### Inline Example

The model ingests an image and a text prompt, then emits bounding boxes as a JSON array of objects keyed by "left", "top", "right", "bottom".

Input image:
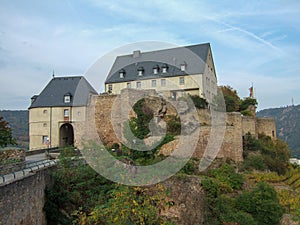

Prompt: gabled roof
[
  {"left": 105, "top": 43, "right": 211, "bottom": 84},
  {"left": 29, "top": 76, "right": 97, "bottom": 109}
]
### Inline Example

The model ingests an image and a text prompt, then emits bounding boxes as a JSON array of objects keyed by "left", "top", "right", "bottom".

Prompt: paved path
[
  {"left": 26, "top": 153, "right": 47, "bottom": 164},
  {"left": 0, "top": 154, "right": 57, "bottom": 184}
]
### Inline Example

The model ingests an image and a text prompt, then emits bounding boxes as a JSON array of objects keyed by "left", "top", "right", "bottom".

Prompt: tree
[
  {"left": 220, "top": 86, "right": 241, "bottom": 112},
  {"left": 236, "top": 182, "right": 284, "bottom": 225},
  {"left": 240, "top": 97, "right": 258, "bottom": 117},
  {"left": 0, "top": 116, "right": 16, "bottom": 147}
]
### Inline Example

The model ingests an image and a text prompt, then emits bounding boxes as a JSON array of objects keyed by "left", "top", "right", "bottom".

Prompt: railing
[
  {"left": 0, "top": 159, "right": 58, "bottom": 184},
  {"left": 25, "top": 147, "right": 59, "bottom": 156}
]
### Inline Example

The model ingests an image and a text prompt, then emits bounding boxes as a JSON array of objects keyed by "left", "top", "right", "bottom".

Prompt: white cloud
[{"left": 0, "top": 0, "right": 299, "bottom": 109}]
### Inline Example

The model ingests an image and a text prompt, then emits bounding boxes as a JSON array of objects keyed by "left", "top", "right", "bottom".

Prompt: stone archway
[{"left": 59, "top": 123, "right": 74, "bottom": 147}]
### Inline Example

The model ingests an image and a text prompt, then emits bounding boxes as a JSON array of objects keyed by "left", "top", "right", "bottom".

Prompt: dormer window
[
  {"left": 119, "top": 69, "right": 126, "bottom": 78},
  {"left": 64, "top": 93, "right": 71, "bottom": 103},
  {"left": 137, "top": 66, "right": 144, "bottom": 76},
  {"left": 180, "top": 63, "right": 186, "bottom": 71},
  {"left": 153, "top": 65, "right": 159, "bottom": 74},
  {"left": 162, "top": 64, "right": 168, "bottom": 73}
]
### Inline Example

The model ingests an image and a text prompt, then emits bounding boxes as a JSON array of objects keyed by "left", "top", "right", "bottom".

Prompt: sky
[{"left": 0, "top": 0, "right": 299, "bottom": 110}]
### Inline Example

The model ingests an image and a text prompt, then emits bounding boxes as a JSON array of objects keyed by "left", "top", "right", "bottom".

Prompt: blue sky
[{"left": 0, "top": 0, "right": 299, "bottom": 110}]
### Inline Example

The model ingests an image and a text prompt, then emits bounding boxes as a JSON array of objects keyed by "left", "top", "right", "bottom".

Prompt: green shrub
[
  {"left": 242, "top": 154, "right": 267, "bottom": 171},
  {"left": 179, "top": 160, "right": 195, "bottom": 175},
  {"left": 243, "top": 133, "right": 290, "bottom": 175},
  {"left": 240, "top": 97, "right": 258, "bottom": 111},
  {"left": 166, "top": 115, "right": 181, "bottom": 135},
  {"left": 220, "top": 211, "right": 257, "bottom": 225},
  {"left": 189, "top": 94, "right": 208, "bottom": 109},
  {"left": 236, "top": 182, "right": 285, "bottom": 225},
  {"left": 209, "top": 163, "right": 244, "bottom": 191},
  {"left": 241, "top": 109, "right": 253, "bottom": 116}
]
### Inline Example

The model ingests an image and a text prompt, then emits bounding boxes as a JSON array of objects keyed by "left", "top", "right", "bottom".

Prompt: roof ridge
[{"left": 117, "top": 42, "right": 211, "bottom": 58}]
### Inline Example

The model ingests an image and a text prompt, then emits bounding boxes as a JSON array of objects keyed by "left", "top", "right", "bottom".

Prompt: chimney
[{"left": 133, "top": 50, "right": 141, "bottom": 58}]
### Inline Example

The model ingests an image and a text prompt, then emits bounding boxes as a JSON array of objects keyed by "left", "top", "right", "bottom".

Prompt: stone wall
[
  {"left": 95, "top": 94, "right": 119, "bottom": 147},
  {"left": 161, "top": 176, "right": 206, "bottom": 224},
  {"left": 241, "top": 116, "right": 257, "bottom": 137},
  {"left": 191, "top": 112, "right": 243, "bottom": 162},
  {"left": 256, "top": 117, "right": 276, "bottom": 139},
  {"left": 90, "top": 91, "right": 275, "bottom": 162},
  {"left": 0, "top": 149, "right": 26, "bottom": 175},
  {"left": 0, "top": 166, "right": 54, "bottom": 225}
]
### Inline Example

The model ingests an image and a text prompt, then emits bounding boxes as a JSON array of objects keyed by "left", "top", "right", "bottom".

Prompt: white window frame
[
  {"left": 127, "top": 82, "right": 131, "bottom": 88},
  {"left": 138, "top": 70, "right": 143, "bottom": 76},
  {"left": 64, "top": 95, "right": 71, "bottom": 103},
  {"left": 180, "top": 64, "right": 186, "bottom": 71},
  {"left": 136, "top": 81, "right": 141, "bottom": 88},
  {"left": 64, "top": 109, "right": 69, "bottom": 117}
]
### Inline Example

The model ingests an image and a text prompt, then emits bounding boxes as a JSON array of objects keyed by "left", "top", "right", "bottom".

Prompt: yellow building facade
[
  {"left": 29, "top": 76, "right": 97, "bottom": 150},
  {"left": 105, "top": 43, "right": 218, "bottom": 103}
]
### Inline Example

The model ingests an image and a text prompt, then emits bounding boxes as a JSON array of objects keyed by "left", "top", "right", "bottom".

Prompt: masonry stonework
[
  {"left": 84, "top": 92, "right": 276, "bottom": 162},
  {"left": 256, "top": 117, "right": 277, "bottom": 139},
  {"left": 0, "top": 167, "right": 54, "bottom": 225}
]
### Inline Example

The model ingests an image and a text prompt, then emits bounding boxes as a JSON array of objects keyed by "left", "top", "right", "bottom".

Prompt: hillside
[
  {"left": 0, "top": 110, "right": 29, "bottom": 149},
  {"left": 257, "top": 105, "right": 300, "bottom": 158}
]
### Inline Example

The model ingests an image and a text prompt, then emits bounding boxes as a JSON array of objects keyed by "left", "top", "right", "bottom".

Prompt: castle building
[
  {"left": 105, "top": 43, "right": 217, "bottom": 103},
  {"left": 28, "top": 76, "right": 97, "bottom": 150}
]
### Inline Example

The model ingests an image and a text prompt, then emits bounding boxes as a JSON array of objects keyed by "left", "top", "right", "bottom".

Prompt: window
[
  {"left": 137, "top": 67, "right": 144, "bottom": 76},
  {"left": 153, "top": 65, "right": 159, "bottom": 74},
  {"left": 64, "top": 93, "right": 72, "bottom": 103},
  {"left": 43, "top": 109, "right": 47, "bottom": 114},
  {"left": 108, "top": 84, "right": 113, "bottom": 92},
  {"left": 162, "top": 64, "right": 168, "bottom": 73},
  {"left": 180, "top": 64, "right": 186, "bottom": 71},
  {"left": 152, "top": 80, "right": 156, "bottom": 87},
  {"left": 64, "top": 109, "right": 69, "bottom": 117},
  {"left": 127, "top": 82, "right": 131, "bottom": 88},
  {"left": 42, "top": 136, "right": 49, "bottom": 144},
  {"left": 179, "top": 77, "right": 185, "bottom": 85},
  {"left": 119, "top": 69, "right": 125, "bottom": 78},
  {"left": 64, "top": 95, "right": 71, "bottom": 103},
  {"left": 136, "top": 81, "right": 141, "bottom": 88},
  {"left": 161, "top": 79, "right": 166, "bottom": 87}
]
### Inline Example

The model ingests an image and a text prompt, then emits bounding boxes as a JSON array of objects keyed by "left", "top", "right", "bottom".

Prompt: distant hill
[
  {"left": 257, "top": 105, "right": 300, "bottom": 158},
  {"left": 0, "top": 110, "right": 29, "bottom": 149}
]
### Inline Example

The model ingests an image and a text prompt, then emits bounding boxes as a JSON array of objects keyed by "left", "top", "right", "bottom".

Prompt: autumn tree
[
  {"left": 220, "top": 85, "right": 241, "bottom": 112},
  {"left": 0, "top": 116, "right": 16, "bottom": 147}
]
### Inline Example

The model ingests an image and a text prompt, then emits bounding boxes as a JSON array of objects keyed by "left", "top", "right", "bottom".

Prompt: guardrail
[
  {"left": 0, "top": 159, "right": 58, "bottom": 184},
  {"left": 25, "top": 147, "right": 59, "bottom": 156}
]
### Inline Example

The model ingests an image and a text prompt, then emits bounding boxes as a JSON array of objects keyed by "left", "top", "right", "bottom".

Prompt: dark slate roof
[
  {"left": 105, "top": 43, "right": 211, "bottom": 84},
  {"left": 29, "top": 76, "right": 97, "bottom": 109}
]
